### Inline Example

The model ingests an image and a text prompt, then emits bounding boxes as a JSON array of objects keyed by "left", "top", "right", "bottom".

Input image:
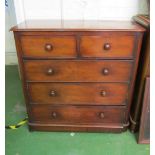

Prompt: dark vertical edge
[
  {"left": 76, "top": 33, "right": 81, "bottom": 58},
  {"left": 125, "top": 32, "right": 144, "bottom": 124},
  {"left": 138, "top": 77, "right": 150, "bottom": 144},
  {"left": 130, "top": 31, "right": 150, "bottom": 132},
  {"left": 13, "top": 32, "right": 32, "bottom": 130}
]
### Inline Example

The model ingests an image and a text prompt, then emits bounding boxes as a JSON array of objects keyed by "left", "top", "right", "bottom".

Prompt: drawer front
[
  {"left": 80, "top": 35, "right": 135, "bottom": 58},
  {"left": 28, "top": 83, "right": 128, "bottom": 105},
  {"left": 20, "top": 35, "right": 77, "bottom": 58},
  {"left": 24, "top": 60, "right": 133, "bottom": 82},
  {"left": 30, "top": 105, "right": 125, "bottom": 124}
]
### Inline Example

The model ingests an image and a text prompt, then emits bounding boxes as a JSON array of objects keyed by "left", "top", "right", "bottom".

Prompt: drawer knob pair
[
  {"left": 104, "top": 43, "right": 111, "bottom": 50},
  {"left": 46, "top": 68, "right": 109, "bottom": 76},
  {"left": 49, "top": 90, "right": 106, "bottom": 97},
  {"left": 45, "top": 43, "right": 53, "bottom": 51},
  {"left": 51, "top": 112, "right": 104, "bottom": 119}
]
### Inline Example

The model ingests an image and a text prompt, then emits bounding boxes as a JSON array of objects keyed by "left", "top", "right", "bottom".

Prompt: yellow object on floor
[{"left": 5, "top": 117, "right": 28, "bottom": 129}]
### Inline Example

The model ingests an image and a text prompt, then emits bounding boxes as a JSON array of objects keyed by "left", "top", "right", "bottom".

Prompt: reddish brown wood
[
  {"left": 125, "top": 32, "right": 144, "bottom": 123},
  {"left": 17, "top": 31, "right": 140, "bottom": 60},
  {"left": 80, "top": 35, "right": 135, "bottom": 58},
  {"left": 18, "top": 31, "right": 137, "bottom": 38},
  {"left": 10, "top": 20, "right": 145, "bottom": 32},
  {"left": 11, "top": 20, "right": 145, "bottom": 132},
  {"left": 13, "top": 33, "right": 33, "bottom": 122},
  {"left": 28, "top": 83, "right": 129, "bottom": 105},
  {"left": 24, "top": 60, "right": 133, "bottom": 82},
  {"left": 30, "top": 105, "right": 125, "bottom": 124},
  {"left": 20, "top": 35, "right": 77, "bottom": 58},
  {"left": 28, "top": 123, "right": 124, "bottom": 132}
]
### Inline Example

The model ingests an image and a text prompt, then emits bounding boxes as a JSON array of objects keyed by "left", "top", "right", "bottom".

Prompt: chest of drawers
[{"left": 11, "top": 20, "right": 145, "bottom": 132}]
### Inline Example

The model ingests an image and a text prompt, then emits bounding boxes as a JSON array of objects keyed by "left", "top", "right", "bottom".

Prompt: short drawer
[
  {"left": 30, "top": 105, "right": 125, "bottom": 124},
  {"left": 28, "top": 83, "right": 128, "bottom": 105},
  {"left": 24, "top": 60, "right": 133, "bottom": 82},
  {"left": 80, "top": 34, "right": 135, "bottom": 58},
  {"left": 20, "top": 35, "right": 77, "bottom": 58}
]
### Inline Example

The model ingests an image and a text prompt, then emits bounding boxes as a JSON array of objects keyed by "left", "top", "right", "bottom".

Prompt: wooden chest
[{"left": 11, "top": 20, "right": 145, "bottom": 132}]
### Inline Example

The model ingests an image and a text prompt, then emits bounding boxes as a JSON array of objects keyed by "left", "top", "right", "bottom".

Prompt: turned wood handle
[
  {"left": 103, "top": 43, "right": 111, "bottom": 50},
  {"left": 47, "top": 68, "right": 54, "bottom": 75},
  {"left": 99, "top": 112, "right": 105, "bottom": 119},
  {"left": 49, "top": 90, "right": 56, "bottom": 97},
  {"left": 103, "top": 68, "right": 109, "bottom": 75},
  {"left": 45, "top": 43, "right": 53, "bottom": 51},
  {"left": 51, "top": 112, "right": 57, "bottom": 118},
  {"left": 100, "top": 90, "right": 106, "bottom": 97}
]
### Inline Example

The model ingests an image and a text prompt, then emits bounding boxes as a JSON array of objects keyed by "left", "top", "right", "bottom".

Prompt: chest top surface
[{"left": 11, "top": 20, "right": 145, "bottom": 32}]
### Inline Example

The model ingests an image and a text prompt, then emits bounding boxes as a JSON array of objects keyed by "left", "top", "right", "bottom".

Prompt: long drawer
[
  {"left": 24, "top": 60, "right": 133, "bottom": 82},
  {"left": 28, "top": 83, "right": 129, "bottom": 105},
  {"left": 30, "top": 105, "right": 125, "bottom": 124}
]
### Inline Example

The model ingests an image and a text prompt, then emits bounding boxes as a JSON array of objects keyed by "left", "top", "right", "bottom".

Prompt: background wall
[
  {"left": 6, "top": 0, "right": 149, "bottom": 65},
  {"left": 5, "top": 0, "right": 17, "bottom": 65}
]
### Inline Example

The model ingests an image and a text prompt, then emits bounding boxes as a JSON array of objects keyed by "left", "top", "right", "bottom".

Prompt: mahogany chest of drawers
[{"left": 11, "top": 20, "right": 145, "bottom": 132}]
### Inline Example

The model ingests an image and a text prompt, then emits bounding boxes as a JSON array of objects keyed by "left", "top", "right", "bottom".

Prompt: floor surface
[{"left": 5, "top": 65, "right": 150, "bottom": 155}]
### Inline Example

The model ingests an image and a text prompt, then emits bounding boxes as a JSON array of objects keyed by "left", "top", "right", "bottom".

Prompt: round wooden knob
[
  {"left": 49, "top": 90, "right": 56, "bottom": 97},
  {"left": 101, "top": 90, "right": 106, "bottom": 97},
  {"left": 45, "top": 44, "right": 53, "bottom": 51},
  {"left": 51, "top": 112, "right": 57, "bottom": 118},
  {"left": 99, "top": 112, "right": 105, "bottom": 119},
  {"left": 47, "top": 68, "right": 54, "bottom": 75},
  {"left": 103, "top": 43, "right": 111, "bottom": 50},
  {"left": 103, "top": 68, "right": 109, "bottom": 75}
]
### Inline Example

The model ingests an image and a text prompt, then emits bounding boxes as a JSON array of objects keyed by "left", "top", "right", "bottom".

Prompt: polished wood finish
[
  {"left": 28, "top": 83, "right": 129, "bottom": 105},
  {"left": 10, "top": 20, "right": 145, "bottom": 32},
  {"left": 80, "top": 35, "right": 135, "bottom": 58},
  {"left": 20, "top": 35, "right": 76, "bottom": 58},
  {"left": 11, "top": 20, "right": 145, "bottom": 132},
  {"left": 28, "top": 123, "right": 124, "bottom": 132},
  {"left": 30, "top": 105, "right": 125, "bottom": 124},
  {"left": 24, "top": 60, "right": 133, "bottom": 82}
]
